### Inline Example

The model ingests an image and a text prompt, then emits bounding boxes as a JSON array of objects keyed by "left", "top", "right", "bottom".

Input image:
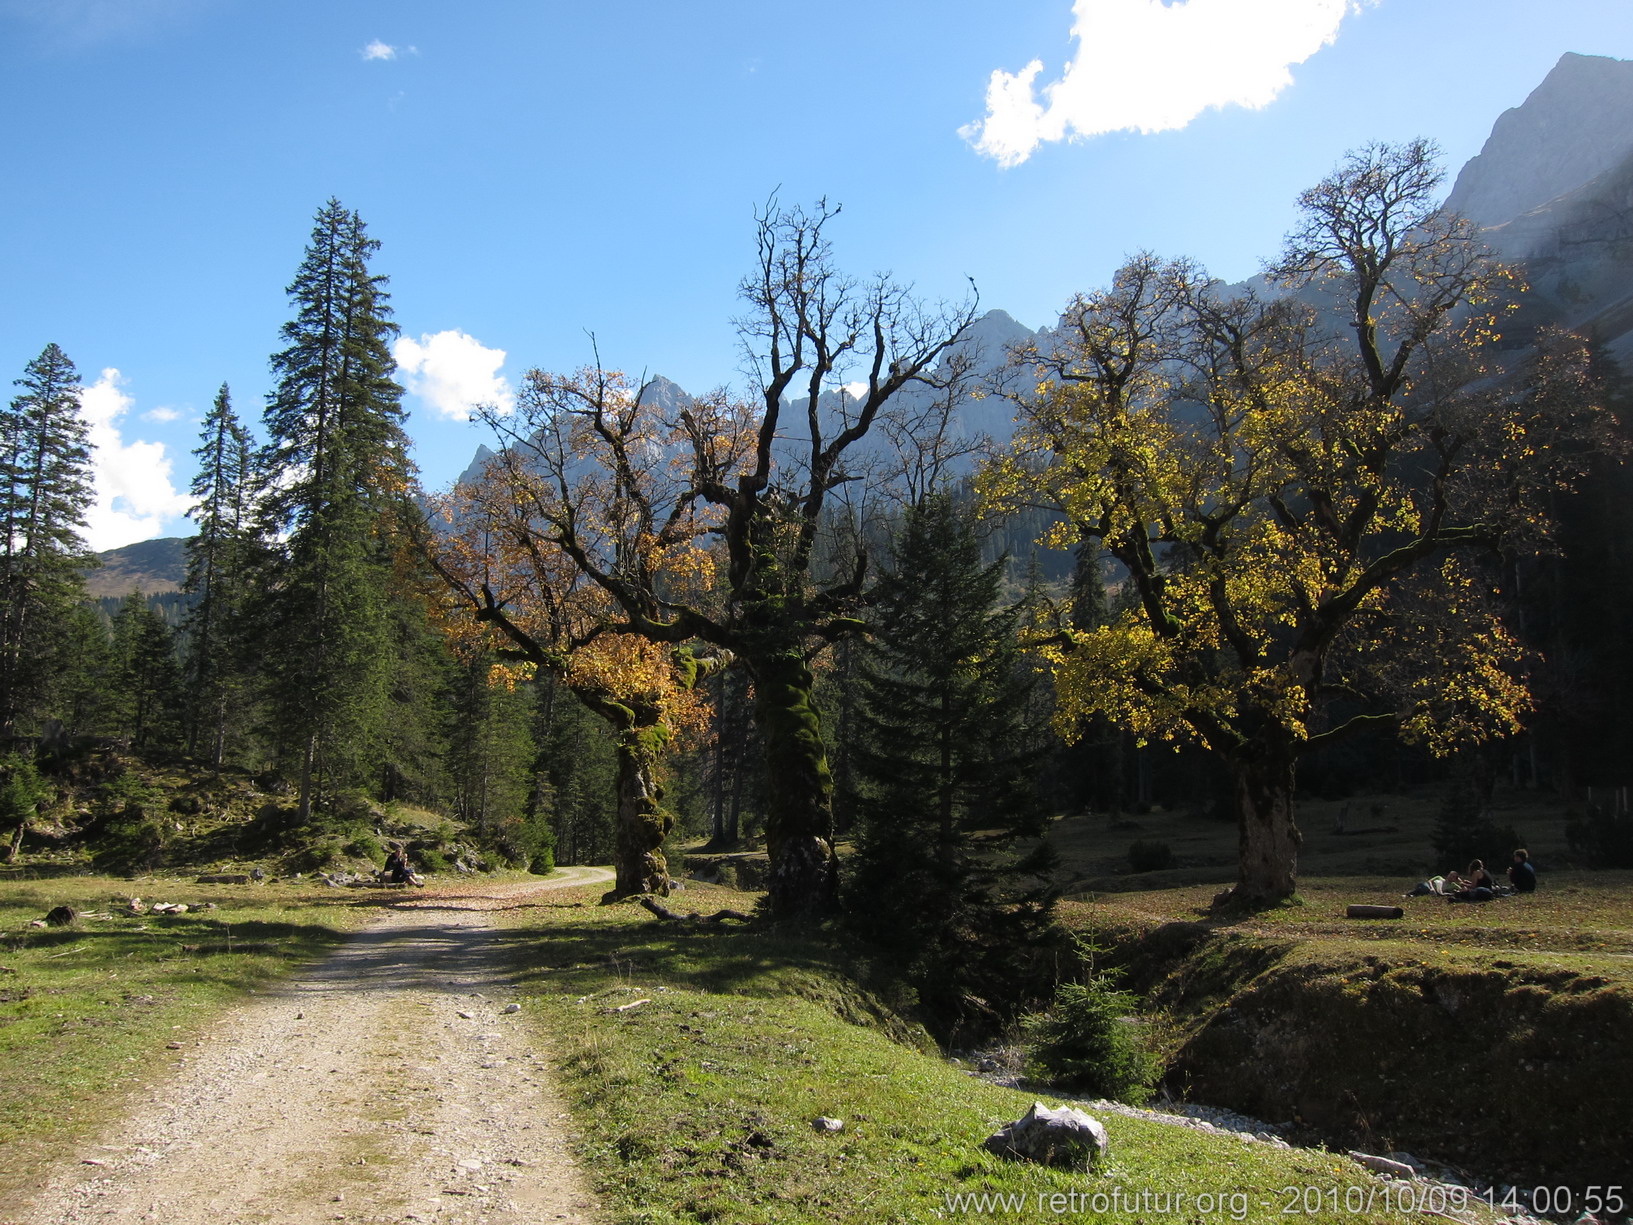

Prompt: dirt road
[{"left": 18, "top": 870, "right": 612, "bottom": 1225}]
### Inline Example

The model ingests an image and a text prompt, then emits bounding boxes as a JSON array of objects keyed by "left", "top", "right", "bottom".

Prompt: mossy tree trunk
[
  {"left": 575, "top": 688, "right": 673, "bottom": 900},
  {"left": 748, "top": 648, "right": 838, "bottom": 921}
]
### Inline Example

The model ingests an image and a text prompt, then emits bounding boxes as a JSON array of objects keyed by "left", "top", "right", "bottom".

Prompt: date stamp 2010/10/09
[{"left": 940, "top": 1183, "right": 1627, "bottom": 1219}]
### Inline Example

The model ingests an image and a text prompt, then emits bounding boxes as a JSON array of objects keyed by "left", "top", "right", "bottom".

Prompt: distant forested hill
[{"left": 83, "top": 536, "right": 189, "bottom": 598}]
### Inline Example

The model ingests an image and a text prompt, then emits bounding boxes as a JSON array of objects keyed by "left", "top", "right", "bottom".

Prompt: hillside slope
[{"left": 83, "top": 536, "right": 189, "bottom": 598}]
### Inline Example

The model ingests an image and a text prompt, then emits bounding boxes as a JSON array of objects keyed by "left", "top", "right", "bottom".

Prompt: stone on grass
[
  {"left": 1349, "top": 1151, "right": 1416, "bottom": 1178},
  {"left": 984, "top": 1102, "right": 1109, "bottom": 1171},
  {"left": 812, "top": 1116, "right": 844, "bottom": 1133}
]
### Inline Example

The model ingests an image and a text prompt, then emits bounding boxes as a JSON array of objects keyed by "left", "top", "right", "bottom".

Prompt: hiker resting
[
  {"left": 1507, "top": 848, "right": 1537, "bottom": 893},
  {"left": 1448, "top": 858, "right": 1497, "bottom": 903},
  {"left": 382, "top": 843, "right": 418, "bottom": 886}
]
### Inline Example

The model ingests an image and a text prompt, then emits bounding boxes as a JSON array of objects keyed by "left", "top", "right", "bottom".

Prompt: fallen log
[
  {"left": 638, "top": 895, "right": 753, "bottom": 925},
  {"left": 1345, "top": 904, "right": 1405, "bottom": 920}
]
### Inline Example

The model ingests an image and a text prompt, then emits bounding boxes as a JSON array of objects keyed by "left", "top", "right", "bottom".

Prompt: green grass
[
  {"left": 0, "top": 872, "right": 373, "bottom": 1202},
  {"left": 1057, "top": 874, "right": 1633, "bottom": 1190},
  {"left": 1067, "top": 871, "right": 1633, "bottom": 973},
  {"left": 490, "top": 882, "right": 1498, "bottom": 1225},
  {"left": 1045, "top": 783, "right": 1587, "bottom": 895},
  {"left": 8, "top": 859, "right": 1624, "bottom": 1220}
]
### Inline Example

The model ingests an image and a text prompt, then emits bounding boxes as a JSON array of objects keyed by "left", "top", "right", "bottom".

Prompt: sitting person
[
  {"left": 1507, "top": 848, "right": 1537, "bottom": 893},
  {"left": 1447, "top": 858, "right": 1498, "bottom": 902},
  {"left": 381, "top": 842, "right": 417, "bottom": 885}
]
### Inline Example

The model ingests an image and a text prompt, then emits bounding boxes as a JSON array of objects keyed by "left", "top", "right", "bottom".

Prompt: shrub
[
  {"left": 1127, "top": 839, "right": 1175, "bottom": 873},
  {"left": 1431, "top": 807, "right": 1522, "bottom": 875},
  {"left": 1431, "top": 760, "right": 1522, "bottom": 872},
  {"left": 1, "top": 754, "right": 48, "bottom": 862},
  {"left": 1023, "top": 973, "right": 1159, "bottom": 1103},
  {"left": 345, "top": 832, "right": 386, "bottom": 862}
]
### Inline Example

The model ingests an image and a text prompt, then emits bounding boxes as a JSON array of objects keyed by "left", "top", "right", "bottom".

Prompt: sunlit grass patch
[{"left": 492, "top": 883, "right": 1488, "bottom": 1225}]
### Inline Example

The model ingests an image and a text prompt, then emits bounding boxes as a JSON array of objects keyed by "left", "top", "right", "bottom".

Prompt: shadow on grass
[
  {"left": 493, "top": 913, "right": 850, "bottom": 1000},
  {"left": 4, "top": 879, "right": 854, "bottom": 1024},
  {"left": 0, "top": 864, "right": 123, "bottom": 881},
  {"left": 1, "top": 913, "right": 353, "bottom": 964}
]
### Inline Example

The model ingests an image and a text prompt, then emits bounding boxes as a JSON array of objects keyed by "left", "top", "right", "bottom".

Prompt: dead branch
[{"left": 638, "top": 895, "right": 754, "bottom": 925}]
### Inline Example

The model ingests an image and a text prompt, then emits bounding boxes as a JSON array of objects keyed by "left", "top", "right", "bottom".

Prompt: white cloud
[
  {"left": 360, "top": 39, "right": 417, "bottom": 62},
  {"left": 141, "top": 405, "right": 182, "bottom": 423},
  {"left": 961, "top": 0, "right": 1368, "bottom": 167},
  {"left": 394, "top": 330, "right": 515, "bottom": 421},
  {"left": 79, "top": 368, "right": 193, "bottom": 552}
]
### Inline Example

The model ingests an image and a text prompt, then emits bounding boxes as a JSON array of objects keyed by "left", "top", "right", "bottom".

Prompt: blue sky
[{"left": 3, "top": 0, "right": 1632, "bottom": 550}]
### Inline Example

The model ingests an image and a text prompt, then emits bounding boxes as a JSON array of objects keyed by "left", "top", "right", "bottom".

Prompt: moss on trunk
[
  {"left": 573, "top": 689, "right": 673, "bottom": 901},
  {"left": 612, "top": 724, "right": 672, "bottom": 899},
  {"left": 750, "top": 650, "right": 837, "bottom": 920}
]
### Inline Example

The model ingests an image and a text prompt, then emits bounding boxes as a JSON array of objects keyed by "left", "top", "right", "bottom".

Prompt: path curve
[{"left": 20, "top": 870, "right": 614, "bottom": 1225}]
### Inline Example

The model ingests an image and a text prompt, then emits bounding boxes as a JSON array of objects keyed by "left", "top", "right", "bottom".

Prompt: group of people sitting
[{"left": 1407, "top": 849, "right": 1536, "bottom": 901}]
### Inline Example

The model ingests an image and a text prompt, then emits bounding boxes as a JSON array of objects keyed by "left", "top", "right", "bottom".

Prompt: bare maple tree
[{"left": 460, "top": 201, "right": 979, "bottom": 918}]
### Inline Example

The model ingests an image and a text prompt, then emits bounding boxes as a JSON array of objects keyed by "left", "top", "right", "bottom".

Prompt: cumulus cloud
[
  {"left": 961, "top": 0, "right": 1368, "bottom": 167},
  {"left": 79, "top": 369, "right": 193, "bottom": 552},
  {"left": 141, "top": 405, "right": 182, "bottom": 423},
  {"left": 394, "top": 329, "right": 515, "bottom": 421}
]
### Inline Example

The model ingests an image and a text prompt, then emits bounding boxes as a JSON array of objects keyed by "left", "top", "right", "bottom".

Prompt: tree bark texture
[
  {"left": 750, "top": 650, "right": 838, "bottom": 920},
  {"left": 1226, "top": 748, "right": 1301, "bottom": 904}
]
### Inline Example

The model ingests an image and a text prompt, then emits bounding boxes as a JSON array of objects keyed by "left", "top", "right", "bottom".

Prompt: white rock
[{"left": 984, "top": 1102, "right": 1109, "bottom": 1171}]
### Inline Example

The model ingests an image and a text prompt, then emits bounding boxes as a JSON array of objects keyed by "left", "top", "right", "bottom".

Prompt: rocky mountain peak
[{"left": 1443, "top": 52, "right": 1633, "bottom": 228}]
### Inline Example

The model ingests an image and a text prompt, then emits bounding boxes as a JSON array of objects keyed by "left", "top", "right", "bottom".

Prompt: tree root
[{"left": 637, "top": 895, "right": 753, "bottom": 925}]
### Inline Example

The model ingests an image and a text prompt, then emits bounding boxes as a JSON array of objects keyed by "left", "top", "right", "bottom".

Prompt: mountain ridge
[
  {"left": 83, "top": 536, "right": 189, "bottom": 599},
  {"left": 1444, "top": 52, "right": 1633, "bottom": 229}
]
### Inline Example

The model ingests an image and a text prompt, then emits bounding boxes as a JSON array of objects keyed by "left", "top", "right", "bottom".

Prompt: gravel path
[{"left": 19, "top": 870, "right": 612, "bottom": 1225}]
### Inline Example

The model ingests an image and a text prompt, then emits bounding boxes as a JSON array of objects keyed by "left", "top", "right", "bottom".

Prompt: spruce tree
[
  {"left": 57, "top": 604, "right": 118, "bottom": 737},
  {"left": 446, "top": 653, "right": 545, "bottom": 866},
  {"left": 843, "top": 493, "right": 1056, "bottom": 1041},
  {"left": 0, "top": 344, "right": 94, "bottom": 734},
  {"left": 532, "top": 675, "right": 618, "bottom": 867},
  {"left": 258, "top": 201, "right": 413, "bottom": 820},
  {"left": 183, "top": 383, "right": 261, "bottom": 766},
  {"left": 111, "top": 593, "right": 184, "bottom": 750}
]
